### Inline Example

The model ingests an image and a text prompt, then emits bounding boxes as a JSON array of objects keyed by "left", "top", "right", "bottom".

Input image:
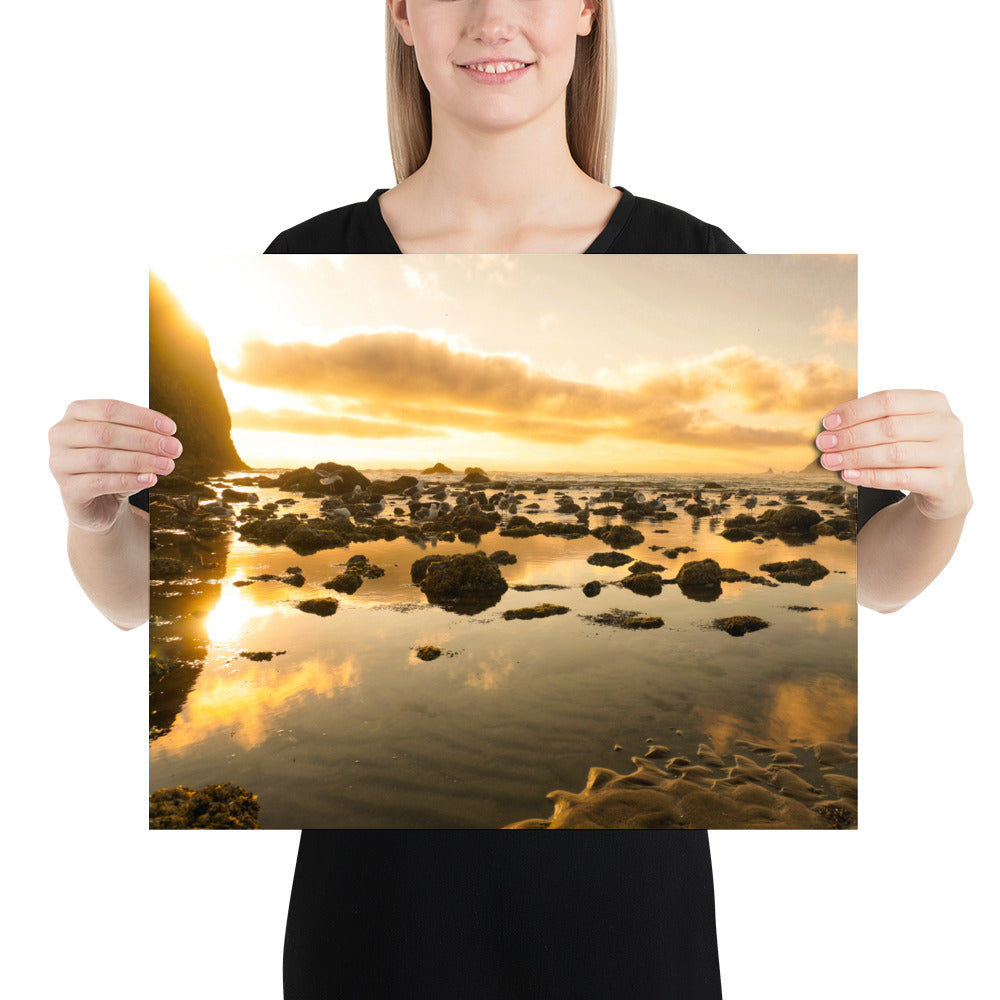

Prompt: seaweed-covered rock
[
  {"left": 721, "top": 527, "right": 756, "bottom": 542},
  {"left": 327, "top": 572, "right": 363, "bottom": 594},
  {"left": 759, "top": 559, "right": 830, "bottom": 584},
  {"left": 758, "top": 505, "right": 822, "bottom": 533},
  {"left": 591, "top": 524, "right": 645, "bottom": 549},
  {"left": 685, "top": 503, "right": 712, "bottom": 517},
  {"left": 582, "top": 580, "right": 602, "bottom": 597},
  {"left": 410, "top": 554, "right": 449, "bottom": 584},
  {"left": 675, "top": 558, "right": 725, "bottom": 588},
  {"left": 346, "top": 554, "right": 386, "bottom": 579},
  {"left": 284, "top": 522, "right": 350, "bottom": 556},
  {"left": 583, "top": 609, "right": 664, "bottom": 630},
  {"left": 422, "top": 462, "right": 453, "bottom": 474},
  {"left": 488, "top": 550, "right": 518, "bottom": 565},
  {"left": 415, "top": 645, "right": 442, "bottom": 661},
  {"left": 713, "top": 616, "right": 770, "bottom": 636},
  {"left": 502, "top": 604, "right": 571, "bottom": 620},
  {"left": 587, "top": 551, "right": 633, "bottom": 568},
  {"left": 627, "top": 560, "right": 666, "bottom": 575},
  {"left": 621, "top": 573, "right": 664, "bottom": 596},
  {"left": 296, "top": 598, "right": 339, "bottom": 617},
  {"left": 149, "top": 782, "right": 259, "bottom": 829},
  {"left": 419, "top": 551, "right": 509, "bottom": 612}
]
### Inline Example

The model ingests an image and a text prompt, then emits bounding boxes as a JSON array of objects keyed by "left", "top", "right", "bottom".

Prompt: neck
[{"left": 410, "top": 100, "right": 592, "bottom": 223}]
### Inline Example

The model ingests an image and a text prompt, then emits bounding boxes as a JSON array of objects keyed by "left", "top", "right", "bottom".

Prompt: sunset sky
[{"left": 149, "top": 255, "right": 856, "bottom": 474}]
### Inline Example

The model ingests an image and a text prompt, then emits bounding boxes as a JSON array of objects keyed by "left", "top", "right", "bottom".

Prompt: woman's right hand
[{"left": 48, "top": 399, "right": 182, "bottom": 532}]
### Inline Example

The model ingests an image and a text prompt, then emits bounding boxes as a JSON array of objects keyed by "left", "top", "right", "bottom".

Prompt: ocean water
[{"left": 149, "top": 471, "right": 856, "bottom": 828}]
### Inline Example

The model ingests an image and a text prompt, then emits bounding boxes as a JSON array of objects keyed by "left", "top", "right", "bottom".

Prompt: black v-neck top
[
  {"left": 264, "top": 186, "right": 743, "bottom": 254},
  {"left": 142, "top": 192, "right": 901, "bottom": 998}
]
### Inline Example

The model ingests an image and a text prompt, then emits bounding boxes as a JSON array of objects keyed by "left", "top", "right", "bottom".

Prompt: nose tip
[{"left": 469, "top": 2, "right": 516, "bottom": 45}]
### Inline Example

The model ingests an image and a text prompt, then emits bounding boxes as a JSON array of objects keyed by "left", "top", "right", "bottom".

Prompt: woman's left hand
[{"left": 815, "top": 389, "right": 972, "bottom": 521}]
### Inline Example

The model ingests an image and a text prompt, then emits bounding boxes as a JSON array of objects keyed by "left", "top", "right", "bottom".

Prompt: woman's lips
[{"left": 458, "top": 60, "right": 532, "bottom": 84}]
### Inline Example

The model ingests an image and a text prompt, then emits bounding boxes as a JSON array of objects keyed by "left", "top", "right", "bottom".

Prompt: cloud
[
  {"left": 631, "top": 347, "right": 856, "bottom": 414},
  {"left": 230, "top": 408, "right": 430, "bottom": 439},
  {"left": 811, "top": 306, "right": 858, "bottom": 344},
  {"left": 402, "top": 265, "right": 453, "bottom": 302},
  {"left": 223, "top": 332, "right": 853, "bottom": 453}
]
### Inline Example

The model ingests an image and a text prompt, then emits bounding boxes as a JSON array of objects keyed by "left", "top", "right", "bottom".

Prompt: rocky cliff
[{"left": 149, "top": 273, "right": 248, "bottom": 479}]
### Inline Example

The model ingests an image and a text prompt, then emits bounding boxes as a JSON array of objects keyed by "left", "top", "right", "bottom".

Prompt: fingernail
[
  {"left": 842, "top": 469, "right": 860, "bottom": 482},
  {"left": 138, "top": 473, "right": 154, "bottom": 485},
  {"left": 823, "top": 413, "right": 842, "bottom": 430},
  {"left": 154, "top": 456, "right": 173, "bottom": 473},
  {"left": 159, "top": 437, "right": 180, "bottom": 455},
  {"left": 817, "top": 433, "right": 837, "bottom": 449},
  {"left": 822, "top": 453, "right": 843, "bottom": 469},
  {"left": 155, "top": 418, "right": 176, "bottom": 435}
]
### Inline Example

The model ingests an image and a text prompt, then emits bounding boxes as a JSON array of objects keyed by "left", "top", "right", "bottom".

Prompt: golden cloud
[{"left": 223, "top": 332, "right": 853, "bottom": 451}]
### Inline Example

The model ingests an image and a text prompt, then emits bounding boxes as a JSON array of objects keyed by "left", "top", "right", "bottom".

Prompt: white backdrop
[{"left": 4, "top": 3, "right": 997, "bottom": 998}]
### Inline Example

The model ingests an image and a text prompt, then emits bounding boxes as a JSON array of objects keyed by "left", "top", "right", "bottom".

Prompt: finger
[
  {"left": 58, "top": 420, "right": 182, "bottom": 459},
  {"left": 52, "top": 447, "right": 177, "bottom": 477},
  {"left": 64, "top": 399, "right": 177, "bottom": 435},
  {"left": 815, "top": 412, "right": 943, "bottom": 454},
  {"left": 838, "top": 466, "right": 935, "bottom": 493},
  {"left": 819, "top": 440, "right": 951, "bottom": 473},
  {"left": 63, "top": 471, "right": 160, "bottom": 504},
  {"left": 823, "top": 390, "right": 948, "bottom": 431}
]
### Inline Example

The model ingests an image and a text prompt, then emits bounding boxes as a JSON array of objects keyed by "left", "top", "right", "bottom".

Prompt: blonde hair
[{"left": 386, "top": 2, "right": 617, "bottom": 184}]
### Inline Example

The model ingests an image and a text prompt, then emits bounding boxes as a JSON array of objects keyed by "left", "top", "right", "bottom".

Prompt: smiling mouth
[{"left": 459, "top": 61, "right": 531, "bottom": 75}]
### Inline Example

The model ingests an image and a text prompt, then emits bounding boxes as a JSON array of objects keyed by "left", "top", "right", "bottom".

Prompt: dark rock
[
  {"left": 757, "top": 505, "right": 822, "bottom": 533},
  {"left": 419, "top": 551, "right": 509, "bottom": 612},
  {"left": 587, "top": 551, "right": 633, "bottom": 567},
  {"left": 296, "top": 598, "right": 339, "bottom": 617},
  {"left": 583, "top": 609, "right": 664, "bottom": 630},
  {"left": 759, "top": 558, "right": 830, "bottom": 584},
  {"left": 685, "top": 503, "right": 712, "bottom": 517},
  {"left": 415, "top": 645, "right": 442, "bottom": 661},
  {"left": 239, "top": 650, "right": 286, "bottom": 661},
  {"left": 488, "top": 550, "right": 518, "bottom": 565},
  {"left": 149, "top": 782, "right": 259, "bottom": 830},
  {"left": 591, "top": 524, "right": 645, "bottom": 549},
  {"left": 327, "top": 572, "right": 363, "bottom": 594},
  {"left": 221, "top": 488, "right": 258, "bottom": 503},
  {"left": 461, "top": 467, "right": 490, "bottom": 484},
  {"left": 422, "top": 463, "right": 453, "bottom": 474},
  {"left": 312, "top": 462, "right": 370, "bottom": 493},
  {"left": 713, "top": 616, "right": 770, "bottom": 636},
  {"left": 627, "top": 560, "right": 666, "bottom": 575},
  {"left": 675, "top": 558, "right": 726, "bottom": 588},
  {"left": 502, "top": 604, "right": 571, "bottom": 620},
  {"left": 621, "top": 573, "right": 663, "bottom": 596},
  {"left": 583, "top": 581, "right": 602, "bottom": 597},
  {"left": 149, "top": 274, "right": 249, "bottom": 479},
  {"left": 368, "top": 475, "right": 419, "bottom": 497},
  {"left": 410, "top": 554, "right": 449, "bottom": 584}
]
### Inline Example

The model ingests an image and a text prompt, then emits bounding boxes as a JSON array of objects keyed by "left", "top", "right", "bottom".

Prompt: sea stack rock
[{"left": 149, "top": 273, "right": 248, "bottom": 479}]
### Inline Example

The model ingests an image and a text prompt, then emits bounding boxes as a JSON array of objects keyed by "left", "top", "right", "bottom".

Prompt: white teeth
[{"left": 466, "top": 61, "right": 526, "bottom": 74}]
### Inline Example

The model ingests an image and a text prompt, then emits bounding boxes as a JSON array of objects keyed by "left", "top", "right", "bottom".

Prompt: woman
[{"left": 48, "top": 2, "right": 971, "bottom": 997}]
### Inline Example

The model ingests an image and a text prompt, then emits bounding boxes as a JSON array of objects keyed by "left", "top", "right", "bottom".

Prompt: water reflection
[{"left": 150, "top": 471, "right": 858, "bottom": 828}]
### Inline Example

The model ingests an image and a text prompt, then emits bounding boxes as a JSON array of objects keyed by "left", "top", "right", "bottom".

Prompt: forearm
[
  {"left": 67, "top": 506, "right": 150, "bottom": 629},
  {"left": 857, "top": 492, "right": 971, "bottom": 613}
]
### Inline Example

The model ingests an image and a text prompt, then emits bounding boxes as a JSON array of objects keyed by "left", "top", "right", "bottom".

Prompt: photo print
[{"left": 149, "top": 254, "right": 858, "bottom": 830}]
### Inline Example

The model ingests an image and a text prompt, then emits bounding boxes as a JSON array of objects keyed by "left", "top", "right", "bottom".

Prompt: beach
[{"left": 149, "top": 467, "right": 857, "bottom": 829}]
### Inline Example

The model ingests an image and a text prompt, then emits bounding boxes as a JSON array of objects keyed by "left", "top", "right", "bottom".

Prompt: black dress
[{"left": 145, "top": 191, "right": 904, "bottom": 998}]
